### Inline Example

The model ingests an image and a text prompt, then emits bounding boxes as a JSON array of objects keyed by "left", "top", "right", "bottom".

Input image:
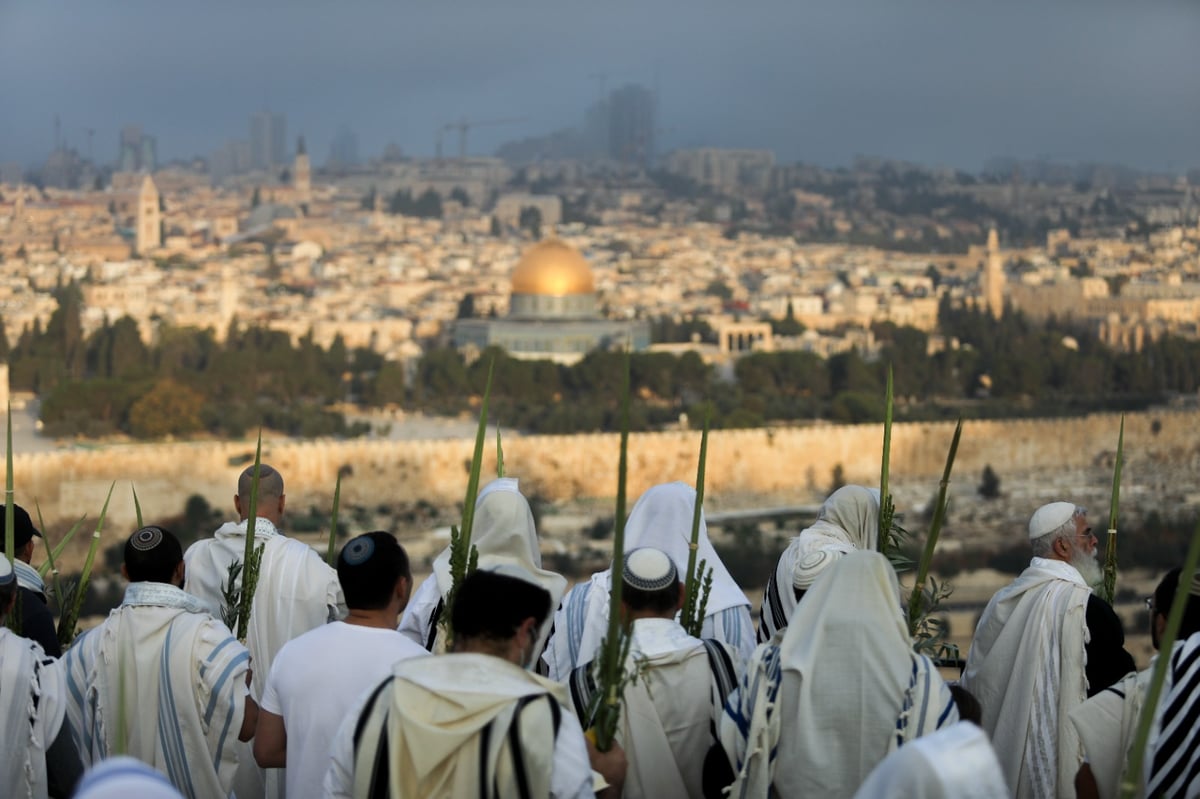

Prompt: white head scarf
[
  {"left": 432, "top": 478, "right": 563, "bottom": 598},
  {"left": 735, "top": 550, "right": 957, "bottom": 798},
  {"left": 853, "top": 722, "right": 1009, "bottom": 799},
  {"left": 431, "top": 478, "right": 566, "bottom": 659},
  {"left": 74, "top": 757, "right": 184, "bottom": 799},
  {"left": 570, "top": 482, "right": 751, "bottom": 668},
  {"left": 792, "top": 484, "right": 879, "bottom": 589}
]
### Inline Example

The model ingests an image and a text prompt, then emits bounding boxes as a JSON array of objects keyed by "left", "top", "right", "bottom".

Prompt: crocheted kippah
[
  {"left": 130, "top": 526, "right": 165, "bottom": 552},
  {"left": 623, "top": 547, "right": 678, "bottom": 591},
  {"left": 342, "top": 535, "right": 376, "bottom": 566}
]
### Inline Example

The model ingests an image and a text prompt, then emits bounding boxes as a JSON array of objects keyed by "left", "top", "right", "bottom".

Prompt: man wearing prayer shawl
[
  {"left": 323, "top": 566, "right": 627, "bottom": 799},
  {"left": 1140, "top": 568, "right": 1200, "bottom": 798},
  {"left": 254, "top": 532, "right": 428, "bottom": 799},
  {"left": 62, "top": 526, "right": 256, "bottom": 799},
  {"left": 184, "top": 464, "right": 345, "bottom": 798},
  {"left": 398, "top": 478, "right": 566, "bottom": 662},
  {"left": 543, "top": 481, "right": 755, "bottom": 681},
  {"left": 962, "top": 502, "right": 1135, "bottom": 799},
  {"left": 1, "top": 502, "right": 61, "bottom": 656},
  {"left": 1, "top": 557, "right": 82, "bottom": 799},
  {"left": 757, "top": 484, "right": 878, "bottom": 642},
  {"left": 852, "top": 721, "right": 1009, "bottom": 799},
  {"left": 1071, "top": 568, "right": 1199, "bottom": 799},
  {"left": 707, "top": 550, "right": 958, "bottom": 799},
  {"left": 567, "top": 547, "right": 741, "bottom": 799}
]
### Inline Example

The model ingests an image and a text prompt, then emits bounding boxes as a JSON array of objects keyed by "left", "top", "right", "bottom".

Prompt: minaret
[
  {"left": 293, "top": 135, "right": 311, "bottom": 203},
  {"left": 136, "top": 174, "right": 161, "bottom": 255},
  {"left": 983, "top": 227, "right": 1004, "bottom": 319}
]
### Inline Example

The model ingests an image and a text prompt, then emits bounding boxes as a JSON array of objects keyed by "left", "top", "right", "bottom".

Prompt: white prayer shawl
[
  {"left": 0, "top": 628, "right": 65, "bottom": 799},
  {"left": 1146, "top": 632, "right": 1200, "bottom": 798},
  {"left": 962, "top": 557, "right": 1091, "bottom": 799},
  {"left": 351, "top": 653, "right": 566, "bottom": 798},
  {"left": 717, "top": 551, "right": 958, "bottom": 799},
  {"left": 621, "top": 619, "right": 732, "bottom": 799},
  {"left": 543, "top": 481, "right": 755, "bottom": 678},
  {"left": 183, "top": 517, "right": 345, "bottom": 700},
  {"left": 61, "top": 582, "right": 249, "bottom": 799},
  {"left": 398, "top": 478, "right": 567, "bottom": 658},
  {"left": 758, "top": 485, "right": 878, "bottom": 642},
  {"left": 1069, "top": 667, "right": 1148, "bottom": 799},
  {"left": 853, "top": 721, "right": 1009, "bottom": 799}
]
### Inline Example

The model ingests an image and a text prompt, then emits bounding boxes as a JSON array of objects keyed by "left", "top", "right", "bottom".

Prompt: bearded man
[{"left": 962, "top": 502, "right": 1134, "bottom": 799}]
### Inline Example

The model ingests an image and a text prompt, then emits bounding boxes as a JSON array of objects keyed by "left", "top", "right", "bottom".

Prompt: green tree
[{"left": 128, "top": 378, "right": 207, "bottom": 438}]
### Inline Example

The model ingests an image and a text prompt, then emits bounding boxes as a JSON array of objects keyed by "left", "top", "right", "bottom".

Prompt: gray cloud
[{"left": 1, "top": 0, "right": 1196, "bottom": 171}]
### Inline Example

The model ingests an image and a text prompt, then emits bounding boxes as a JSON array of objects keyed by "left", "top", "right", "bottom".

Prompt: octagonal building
[{"left": 454, "top": 239, "right": 649, "bottom": 364}]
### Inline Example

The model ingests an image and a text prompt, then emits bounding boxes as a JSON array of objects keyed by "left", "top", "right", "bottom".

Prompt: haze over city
[{"left": 2, "top": 0, "right": 1198, "bottom": 172}]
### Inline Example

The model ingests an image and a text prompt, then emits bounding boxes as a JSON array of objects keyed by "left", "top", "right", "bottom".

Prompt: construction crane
[{"left": 435, "top": 117, "right": 527, "bottom": 161}]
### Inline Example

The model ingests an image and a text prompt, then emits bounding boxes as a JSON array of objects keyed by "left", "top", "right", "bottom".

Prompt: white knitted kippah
[{"left": 623, "top": 548, "right": 677, "bottom": 591}]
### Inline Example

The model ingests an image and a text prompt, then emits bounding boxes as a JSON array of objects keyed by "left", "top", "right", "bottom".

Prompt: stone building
[{"left": 454, "top": 238, "right": 649, "bottom": 364}]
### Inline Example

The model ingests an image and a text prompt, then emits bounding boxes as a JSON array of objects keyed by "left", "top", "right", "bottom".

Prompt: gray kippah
[
  {"left": 341, "top": 535, "right": 376, "bottom": 566},
  {"left": 0, "top": 556, "right": 12, "bottom": 586},
  {"left": 623, "top": 548, "right": 678, "bottom": 591},
  {"left": 130, "top": 526, "right": 165, "bottom": 552}
]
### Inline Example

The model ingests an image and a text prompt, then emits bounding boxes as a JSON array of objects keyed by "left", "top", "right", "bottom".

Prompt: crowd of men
[{"left": 1, "top": 465, "right": 1199, "bottom": 798}]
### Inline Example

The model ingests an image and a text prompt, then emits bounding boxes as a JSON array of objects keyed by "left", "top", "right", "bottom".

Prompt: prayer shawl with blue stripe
[
  {"left": 62, "top": 582, "right": 249, "bottom": 799},
  {"left": 1, "top": 627, "right": 66, "bottom": 799},
  {"left": 716, "top": 551, "right": 958, "bottom": 799}
]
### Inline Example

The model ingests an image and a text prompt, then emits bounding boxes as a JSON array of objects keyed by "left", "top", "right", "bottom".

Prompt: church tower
[
  {"left": 293, "top": 135, "right": 311, "bottom": 203},
  {"left": 136, "top": 174, "right": 161, "bottom": 255},
  {"left": 983, "top": 227, "right": 1004, "bottom": 319}
]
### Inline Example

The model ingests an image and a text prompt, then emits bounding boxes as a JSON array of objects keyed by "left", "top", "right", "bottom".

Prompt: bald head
[{"left": 235, "top": 463, "right": 286, "bottom": 524}]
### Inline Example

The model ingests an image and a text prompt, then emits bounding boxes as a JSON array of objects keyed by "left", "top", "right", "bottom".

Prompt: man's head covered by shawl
[{"left": 791, "top": 484, "right": 880, "bottom": 595}]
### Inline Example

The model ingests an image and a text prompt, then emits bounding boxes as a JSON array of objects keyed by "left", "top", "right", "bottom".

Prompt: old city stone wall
[{"left": 8, "top": 409, "right": 1199, "bottom": 528}]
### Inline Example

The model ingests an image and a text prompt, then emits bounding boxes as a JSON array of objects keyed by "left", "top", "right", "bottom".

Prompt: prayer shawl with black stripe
[
  {"left": 1069, "top": 668, "right": 1149, "bottom": 799},
  {"left": 61, "top": 582, "right": 249, "bottom": 799},
  {"left": 351, "top": 653, "right": 564, "bottom": 799},
  {"left": 1146, "top": 631, "right": 1200, "bottom": 798},
  {"left": 716, "top": 551, "right": 958, "bottom": 799},
  {"left": 0, "top": 628, "right": 66, "bottom": 799},
  {"left": 567, "top": 619, "right": 740, "bottom": 799}
]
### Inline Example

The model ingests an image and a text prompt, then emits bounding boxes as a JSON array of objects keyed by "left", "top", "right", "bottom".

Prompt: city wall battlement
[{"left": 7, "top": 409, "right": 1199, "bottom": 529}]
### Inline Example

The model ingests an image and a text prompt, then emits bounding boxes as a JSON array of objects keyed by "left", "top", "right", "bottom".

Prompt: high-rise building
[
  {"left": 606, "top": 84, "right": 656, "bottom": 166},
  {"left": 293, "top": 136, "right": 311, "bottom": 202},
  {"left": 136, "top": 175, "right": 161, "bottom": 255},
  {"left": 327, "top": 125, "right": 360, "bottom": 168},
  {"left": 118, "top": 125, "right": 157, "bottom": 172},
  {"left": 250, "top": 111, "right": 287, "bottom": 170}
]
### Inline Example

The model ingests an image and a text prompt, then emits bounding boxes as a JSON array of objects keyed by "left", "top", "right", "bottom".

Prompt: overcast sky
[{"left": 1, "top": 0, "right": 1197, "bottom": 172}]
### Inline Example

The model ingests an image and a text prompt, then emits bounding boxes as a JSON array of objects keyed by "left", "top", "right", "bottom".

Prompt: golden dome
[{"left": 510, "top": 239, "right": 595, "bottom": 296}]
